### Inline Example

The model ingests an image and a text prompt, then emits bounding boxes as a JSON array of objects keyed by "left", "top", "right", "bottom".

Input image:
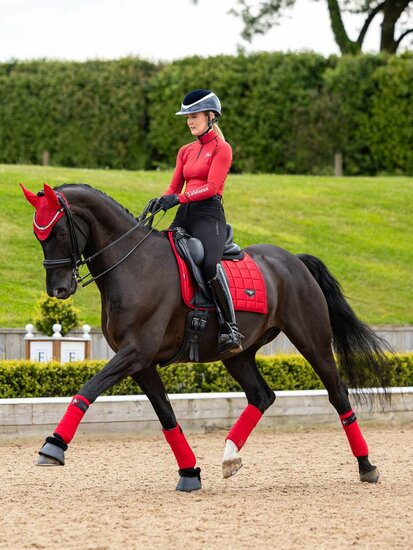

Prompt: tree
[{"left": 192, "top": 0, "right": 413, "bottom": 54}]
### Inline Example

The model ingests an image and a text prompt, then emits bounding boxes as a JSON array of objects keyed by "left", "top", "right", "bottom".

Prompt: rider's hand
[
  {"left": 146, "top": 198, "right": 159, "bottom": 214},
  {"left": 155, "top": 194, "right": 180, "bottom": 212}
]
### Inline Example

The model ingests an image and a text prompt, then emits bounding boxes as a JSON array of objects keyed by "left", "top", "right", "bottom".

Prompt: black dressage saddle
[{"left": 172, "top": 224, "right": 244, "bottom": 305}]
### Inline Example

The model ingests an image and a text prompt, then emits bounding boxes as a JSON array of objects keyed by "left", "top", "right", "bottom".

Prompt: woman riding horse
[{"left": 149, "top": 89, "right": 242, "bottom": 353}]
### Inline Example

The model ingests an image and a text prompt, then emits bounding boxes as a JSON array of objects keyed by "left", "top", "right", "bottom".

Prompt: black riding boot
[{"left": 208, "top": 264, "right": 243, "bottom": 353}]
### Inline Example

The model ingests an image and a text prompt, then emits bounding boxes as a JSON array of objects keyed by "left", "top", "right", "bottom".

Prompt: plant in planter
[{"left": 33, "top": 293, "right": 80, "bottom": 337}]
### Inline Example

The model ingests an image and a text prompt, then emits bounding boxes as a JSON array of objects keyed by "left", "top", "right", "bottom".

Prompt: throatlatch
[{"left": 208, "top": 264, "right": 243, "bottom": 353}]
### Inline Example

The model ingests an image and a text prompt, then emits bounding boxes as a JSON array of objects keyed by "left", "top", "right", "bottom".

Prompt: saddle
[
  {"left": 160, "top": 226, "right": 267, "bottom": 366},
  {"left": 173, "top": 224, "right": 244, "bottom": 307}
]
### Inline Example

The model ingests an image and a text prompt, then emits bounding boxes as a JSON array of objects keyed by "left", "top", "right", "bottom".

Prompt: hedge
[
  {"left": 0, "top": 58, "right": 155, "bottom": 169},
  {"left": 0, "top": 53, "right": 412, "bottom": 175},
  {"left": 0, "top": 354, "right": 412, "bottom": 399},
  {"left": 147, "top": 53, "right": 333, "bottom": 174},
  {"left": 369, "top": 56, "right": 413, "bottom": 175}
]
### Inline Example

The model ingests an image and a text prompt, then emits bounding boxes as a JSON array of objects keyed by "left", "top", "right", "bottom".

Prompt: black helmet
[{"left": 176, "top": 89, "right": 222, "bottom": 116}]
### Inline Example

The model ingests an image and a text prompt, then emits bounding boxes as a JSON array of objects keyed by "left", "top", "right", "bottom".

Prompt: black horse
[{"left": 22, "top": 183, "right": 389, "bottom": 491}]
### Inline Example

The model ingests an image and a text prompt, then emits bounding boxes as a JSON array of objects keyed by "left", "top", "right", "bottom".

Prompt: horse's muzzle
[{"left": 48, "top": 275, "right": 78, "bottom": 300}]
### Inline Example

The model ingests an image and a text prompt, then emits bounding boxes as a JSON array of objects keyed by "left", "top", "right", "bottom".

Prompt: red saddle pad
[{"left": 168, "top": 232, "right": 267, "bottom": 314}]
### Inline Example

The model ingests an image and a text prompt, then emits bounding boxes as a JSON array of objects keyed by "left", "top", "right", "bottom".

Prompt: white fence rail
[{"left": 1, "top": 387, "right": 412, "bottom": 440}]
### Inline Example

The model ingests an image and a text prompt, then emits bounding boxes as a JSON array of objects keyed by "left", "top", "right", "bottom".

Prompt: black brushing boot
[{"left": 208, "top": 264, "right": 243, "bottom": 353}]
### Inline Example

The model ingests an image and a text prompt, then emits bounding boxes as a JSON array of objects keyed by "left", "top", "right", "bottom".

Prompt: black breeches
[{"left": 170, "top": 196, "right": 226, "bottom": 281}]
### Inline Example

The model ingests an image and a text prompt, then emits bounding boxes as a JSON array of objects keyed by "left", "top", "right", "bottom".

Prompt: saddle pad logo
[{"left": 245, "top": 289, "right": 255, "bottom": 297}]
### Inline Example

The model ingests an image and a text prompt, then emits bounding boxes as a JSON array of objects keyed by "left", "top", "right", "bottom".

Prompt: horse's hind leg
[
  {"left": 222, "top": 347, "right": 275, "bottom": 478},
  {"left": 282, "top": 315, "right": 380, "bottom": 483},
  {"left": 132, "top": 366, "right": 201, "bottom": 492}
]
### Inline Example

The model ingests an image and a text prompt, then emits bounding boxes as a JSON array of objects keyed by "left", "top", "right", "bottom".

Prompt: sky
[{"left": 0, "top": 0, "right": 397, "bottom": 63}]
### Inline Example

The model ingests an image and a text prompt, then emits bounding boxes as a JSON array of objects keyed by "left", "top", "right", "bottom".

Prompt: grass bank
[{"left": 1, "top": 164, "right": 411, "bottom": 327}]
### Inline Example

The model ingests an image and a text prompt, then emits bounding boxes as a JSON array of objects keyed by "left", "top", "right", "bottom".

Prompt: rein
[{"left": 43, "top": 194, "right": 165, "bottom": 287}]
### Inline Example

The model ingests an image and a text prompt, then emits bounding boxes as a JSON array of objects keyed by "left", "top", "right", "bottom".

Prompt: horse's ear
[
  {"left": 20, "top": 183, "right": 42, "bottom": 208},
  {"left": 43, "top": 183, "right": 60, "bottom": 205}
]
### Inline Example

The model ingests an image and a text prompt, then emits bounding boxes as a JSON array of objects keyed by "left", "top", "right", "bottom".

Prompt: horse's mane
[
  {"left": 55, "top": 183, "right": 163, "bottom": 236},
  {"left": 56, "top": 183, "right": 136, "bottom": 221}
]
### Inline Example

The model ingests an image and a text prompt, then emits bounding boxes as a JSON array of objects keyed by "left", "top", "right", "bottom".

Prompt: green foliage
[
  {"left": 322, "top": 54, "right": 388, "bottom": 175},
  {"left": 0, "top": 53, "right": 412, "bottom": 175},
  {"left": 0, "top": 354, "right": 412, "bottom": 398},
  {"left": 368, "top": 56, "right": 413, "bottom": 175},
  {"left": 0, "top": 58, "right": 155, "bottom": 169},
  {"left": 33, "top": 292, "right": 80, "bottom": 336}
]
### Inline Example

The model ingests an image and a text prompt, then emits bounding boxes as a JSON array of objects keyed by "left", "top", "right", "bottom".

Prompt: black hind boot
[{"left": 208, "top": 264, "right": 243, "bottom": 353}]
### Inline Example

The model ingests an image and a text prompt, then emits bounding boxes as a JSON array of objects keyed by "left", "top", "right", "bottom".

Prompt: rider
[{"left": 150, "top": 89, "right": 242, "bottom": 353}]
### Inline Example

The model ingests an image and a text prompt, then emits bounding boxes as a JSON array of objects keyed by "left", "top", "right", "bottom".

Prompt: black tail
[{"left": 297, "top": 254, "right": 391, "bottom": 393}]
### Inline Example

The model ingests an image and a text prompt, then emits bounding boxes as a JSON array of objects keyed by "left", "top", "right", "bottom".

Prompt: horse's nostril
[{"left": 54, "top": 288, "right": 69, "bottom": 299}]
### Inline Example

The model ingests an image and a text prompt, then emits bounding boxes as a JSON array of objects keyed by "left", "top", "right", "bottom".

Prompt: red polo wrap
[
  {"left": 54, "top": 395, "right": 90, "bottom": 444},
  {"left": 162, "top": 424, "right": 196, "bottom": 469},
  {"left": 340, "top": 410, "right": 368, "bottom": 457},
  {"left": 226, "top": 404, "right": 263, "bottom": 451},
  {"left": 20, "top": 183, "right": 68, "bottom": 240}
]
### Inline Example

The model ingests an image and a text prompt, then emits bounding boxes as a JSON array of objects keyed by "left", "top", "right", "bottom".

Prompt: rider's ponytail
[{"left": 213, "top": 120, "right": 225, "bottom": 141}]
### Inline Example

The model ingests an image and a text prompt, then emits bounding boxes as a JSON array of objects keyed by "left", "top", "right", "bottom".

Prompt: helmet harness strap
[{"left": 198, "top": 112, "right": 217, "bottom": 138}]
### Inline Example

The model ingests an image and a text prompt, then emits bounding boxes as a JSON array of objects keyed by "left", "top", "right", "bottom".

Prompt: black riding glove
[
  {"left": 146, "top": 198, "right": 159, "bottom": 214},
  {"left": 155, "top": 194, "right": 180, "bottom": 212}
]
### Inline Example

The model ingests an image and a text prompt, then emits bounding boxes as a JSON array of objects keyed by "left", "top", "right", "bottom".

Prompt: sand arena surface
[{"left": 1, "top": 424, "right": 412, "bottom": 550}]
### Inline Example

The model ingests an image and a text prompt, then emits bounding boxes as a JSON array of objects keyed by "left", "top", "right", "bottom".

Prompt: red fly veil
[{"left": 20, "top": 183, "right": 67, "bottom": 241}]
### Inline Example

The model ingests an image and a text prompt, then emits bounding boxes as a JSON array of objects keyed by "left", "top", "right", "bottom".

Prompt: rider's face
[{"left": 186, "top": 112, "right": 210, "bottom": 136}]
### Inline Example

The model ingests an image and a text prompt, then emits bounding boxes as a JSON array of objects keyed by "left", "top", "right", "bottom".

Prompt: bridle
[
  {"left": 42, "top": 192, "right": 164, "bottom": 287},
  {"left": 41, "top": 192, "right": 83, "bottom": 273}
]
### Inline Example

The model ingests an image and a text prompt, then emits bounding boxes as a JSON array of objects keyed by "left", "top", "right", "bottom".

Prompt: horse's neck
[
  {"left": 77, "top": 193, "right": 137, "bottom": 253},
  {"left": 71, "top": 192, "right": 146, "bottom": 279},
  {"left": 90, "top": 212, "right": 136, "bottom": 251}
]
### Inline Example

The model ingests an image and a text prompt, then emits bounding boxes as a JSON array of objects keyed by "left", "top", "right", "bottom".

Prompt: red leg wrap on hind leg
[
  {"left": 162, "top": 425, "right": 196, "bottom": 469},
  {"left": 340, "top": 410, "right": 368, "bottom": 457},
  {"left": 54, "top": 395, "right": 90, "bottom": 444},
  {"left": 226, "top": 404, "right": 263, "bottom": 451}
]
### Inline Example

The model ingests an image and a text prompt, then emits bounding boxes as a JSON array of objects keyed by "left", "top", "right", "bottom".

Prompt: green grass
[{"left": 1, "top": 164, "right": 412, "bottom": 328}]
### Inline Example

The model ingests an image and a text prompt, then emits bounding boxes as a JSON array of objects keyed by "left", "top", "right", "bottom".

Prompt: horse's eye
[{"left": 56, "top": 228, "right": 67, "bottom": 239}]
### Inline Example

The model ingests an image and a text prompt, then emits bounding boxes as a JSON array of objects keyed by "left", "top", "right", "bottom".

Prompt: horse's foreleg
[
  {"left": 222, "top": 349, "right": 275, "bottom": 478},
  {"left": 37, "top": 344, "right": 141, "bottom": 466},
  {"left": 132, "top": 367, "right": 201, "bottom": 492}
]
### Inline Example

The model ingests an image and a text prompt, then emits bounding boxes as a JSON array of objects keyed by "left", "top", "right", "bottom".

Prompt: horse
[{"left": 21, "top": 182, "right": 389, "bottom": 491}]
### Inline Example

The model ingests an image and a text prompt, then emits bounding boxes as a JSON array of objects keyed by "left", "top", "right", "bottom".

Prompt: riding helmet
[{"left": 176, "top": 89, "right": 222, "bottom": 116}]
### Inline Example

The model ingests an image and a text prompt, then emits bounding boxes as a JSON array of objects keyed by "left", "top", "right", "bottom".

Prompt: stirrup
[{"left": 218, "top": 324, "right": 243, "bottom": 353}]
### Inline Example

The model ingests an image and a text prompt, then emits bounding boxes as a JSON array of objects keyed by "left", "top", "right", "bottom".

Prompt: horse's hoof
[
  {"left": 37, "top": 454, "right": 63, "bottom": 466},
  {"left": 176, "top": 467, "right": 202, "bottom": 492},
  {"left": 176, "top": 476, "right": 202, "bottom": 492},
  {"left": 222, "top": 457, "right": 243, "bottom": 479},
  {"left": 360, "top": 467, "right": 380, "bottom": 483},
  {"left": 36, "top": 442, "right": 65, "bottom": 466}
]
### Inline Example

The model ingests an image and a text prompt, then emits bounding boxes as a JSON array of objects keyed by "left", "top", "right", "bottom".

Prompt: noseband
[{"left": 42, "top": 193, "right": 164, "bottom": 287}]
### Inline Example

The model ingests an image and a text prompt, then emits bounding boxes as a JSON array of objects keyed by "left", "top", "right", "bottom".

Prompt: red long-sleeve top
[{"left": 163, "top": 130, "right": 232, "bottom": 204}]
